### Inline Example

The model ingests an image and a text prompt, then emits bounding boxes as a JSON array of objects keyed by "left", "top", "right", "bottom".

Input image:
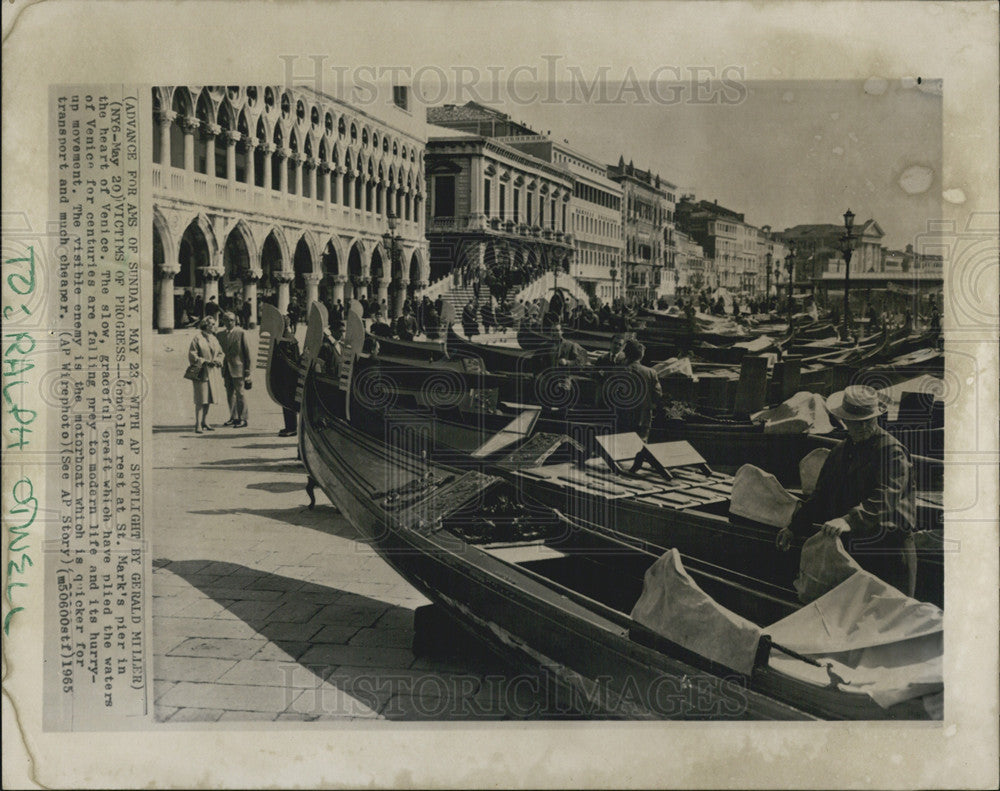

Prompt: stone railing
[{"left": 152, "top": 163, "right": 423, "bottom": 236}]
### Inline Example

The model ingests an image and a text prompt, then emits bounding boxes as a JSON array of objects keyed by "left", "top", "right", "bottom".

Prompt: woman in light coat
[{"left": 188, "top": 315, "right": 225, "bottom": 433}]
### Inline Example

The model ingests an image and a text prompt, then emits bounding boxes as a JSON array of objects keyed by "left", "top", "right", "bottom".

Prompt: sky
[{"left": 433, "top": 79, "right": 942, "bottom": 250}]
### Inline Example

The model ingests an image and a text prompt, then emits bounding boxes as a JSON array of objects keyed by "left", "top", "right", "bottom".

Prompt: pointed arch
[
  {"left": 224, "top": 218, "right": 259, "bottom": 269},
  {"left": 260, "top": 224, "right": 291, "bottom": 272},
  {"left": 177, "top": 213, "right": 217, "bottom": 291},
  {"left": 151, "top": 206, "right": 176, "bottom": 271},
  {"left": 320, "top": 235, "right": 345, "bottom": 277},
  {"left": 407, "top": 247, "right": 426, "bottom": 284},
  {"left": 346, "top": 238, "right": 366, "bottom": 278},
  {"left": 171, "top": 87, "right": 194, "bottom": 116}
]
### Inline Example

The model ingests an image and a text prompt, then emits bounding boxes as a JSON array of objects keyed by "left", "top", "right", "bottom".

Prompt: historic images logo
[{"left": 280, "top": 56, "right": 748, "bottom": 108}]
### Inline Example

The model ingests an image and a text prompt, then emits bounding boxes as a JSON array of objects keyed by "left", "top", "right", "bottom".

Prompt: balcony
[
  {"left": 152, "top": 163, "right": 423, "bottom": 238},
  {"left": 426, "top": 215, "right": 487, "bottom": 234}
]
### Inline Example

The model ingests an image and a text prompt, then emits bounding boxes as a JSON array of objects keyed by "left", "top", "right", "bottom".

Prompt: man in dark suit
[
  {"left": 619, "top": 340, "right": 661, "bottom": 441},
  {"left": 217, "top": 312, "right": 252, "bottom": 428}
]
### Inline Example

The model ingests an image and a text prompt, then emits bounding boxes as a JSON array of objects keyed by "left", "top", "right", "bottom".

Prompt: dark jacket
[{"left": 789, "top": 427, "right": 916, "bottom": 591}]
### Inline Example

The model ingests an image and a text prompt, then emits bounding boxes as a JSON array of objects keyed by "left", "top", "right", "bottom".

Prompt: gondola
[
  {"left": 300, "top": 307, "right": 943, "bottom": 720},
  {"left": 369, "top": 333, "right": 448, "bottom": 362},
  {"left": 304, "top": 333, "right": 943, "bottom": 611}
]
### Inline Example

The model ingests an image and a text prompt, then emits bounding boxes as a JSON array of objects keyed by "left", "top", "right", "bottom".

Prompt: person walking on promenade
[
  {"left": 462, "top": 298, "right": 480, "bottom": 338},
  {"left": 277, "top": 316, "right": 300, "bottom": 438},
  {"left": 188, "top": 316, "right": 225, "bottom": 434},
  {"left": 217, "top": 311, "right": 252, "bottom": 428}
]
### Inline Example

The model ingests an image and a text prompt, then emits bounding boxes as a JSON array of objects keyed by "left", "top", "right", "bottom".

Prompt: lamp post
[
  {"left": 382, "top": 209, "right": 402, "bottom": 317},
  {"left": 765, "top": 252, "right": 773, "bottom": 309},
  {"left": 610, "top": 268, "right": 617, "bottom": 304},
  {"left": 785, "top": 243, "right": 795, "bottom": 326},
  {"left": 841, "top": 208, "right": 855, "bottom": 340}
]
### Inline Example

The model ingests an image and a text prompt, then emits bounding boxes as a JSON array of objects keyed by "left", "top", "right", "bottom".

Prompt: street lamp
[
  {"left": 610, "top": 268, "right": 618, "bottom": 304},
  {"left": 382, "top": 209, "right": 402, "bottom": 317},
  {"left": 841, "top": 208, "right": 855, "bottom": 340},
  {"left": 785, "top": 243, "right": 795, "bottom": 326},
  {"left": 765, "top": 252, "right": 773, "bottom": 308}
]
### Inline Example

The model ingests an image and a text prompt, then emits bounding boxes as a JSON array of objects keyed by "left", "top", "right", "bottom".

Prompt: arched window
[{"left": 194, "top": 90, "right": 213, "bottom": 175}]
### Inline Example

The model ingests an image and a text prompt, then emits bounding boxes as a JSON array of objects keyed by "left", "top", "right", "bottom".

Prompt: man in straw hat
[{"left": 775, "top": 384, "right": 917, "bottom": 595}]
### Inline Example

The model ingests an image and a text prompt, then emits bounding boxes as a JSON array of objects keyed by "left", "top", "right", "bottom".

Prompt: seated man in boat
[
  {"left": 542, "top": 313, "right": 590, "bottom": 367},
  {"left": 596, "top": 334, "right": 627, "bottom": 367},
  {"left": 616, "top": 340, "right": 662, "bottom": 441},
  {"left": 775, "top": 385, "right": 917, "bottom": 595},
  {"left": 394, "top": 307, "right": 417, "bottom": 341}
]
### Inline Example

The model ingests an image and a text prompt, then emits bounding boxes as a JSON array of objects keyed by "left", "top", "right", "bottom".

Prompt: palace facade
[{"left": 151, "top": 84, "right": 429, "bottom": 331}]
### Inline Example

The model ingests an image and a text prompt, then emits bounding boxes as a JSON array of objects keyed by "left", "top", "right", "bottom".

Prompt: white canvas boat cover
[
  {"left": 729, "top": 464, "right": 800, "bottom": 528},
  {"left": 733, "top": 335, "right": 774, "bottom": 352},
  {"left": 630, "top": 549, "right": 763, "bottom": 676},
  {"left": 767, "top": 568, "right": 943, "bottom": 709},
  {"left": 652, "top": 357, "right": 695, "bottom": 379},
  {"left": 751, "top": 391, "right": 835, "bottom": 435},
  {"left": 798, "top": 448, "right": 831, "bottom": 496},
  {"left": 793, "top": 532, "right": 862, "bottom": 603}
]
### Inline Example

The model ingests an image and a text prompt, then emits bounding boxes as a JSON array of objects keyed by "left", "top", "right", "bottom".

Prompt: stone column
[
  {"left": 290, "top": 152, "right": 303, "bottom": 197},
  {"left": 225, "top": 131, "right": 240, "bottom": 182},
  {"left": 274, "top": 270, "right": 294, "bottom": 314},
  {"left": 158, "top": 110, "right": 176, "bottom": 166},
  {"left": 377, "top": 181, "right": 386, "bottom": 216},
  {"left": 199, "top": 265, "right": 223, "bottom": 305},
  {"left": 333, "top": 166, "right": 344, "bottom": 205},
  {"left": 157, "top": 266, "right": 180, "bottom": 333},
  {"left": 306, "top": 158, "right": 318, "bottom": 201},
  {"left": 411, "top": 279, "right": 428, "bottom": 298},
  {"left": 244, "top": 138, "right": 257, "bottom": 186},
  {"left": 469, "top": 156, "right": 482, "bottom": 216},
  {"left": 260, "top": 142, "right": 274, "bottom": 191},
  {"left": 318, "top": 162, "right": 330, "bottom": 203},
  {"left": 343, "top": 170, "right": 353, "bottom": 209},
  {"left": 180, "top": 115, "right": 199, "bottom": 171},
  {"left": 331, "top": 275, "right": 347, "bottom": 304},
  {"left": 243, "top": 270, "right": 261, "bottom": 328},
  {"left": 303, "top": 272, "right": 322, "bottom": 308},
  {"left": 277, "top": 147, "right": 290, "bottom": 194},
  {"left": 376, "top": 278, "right": 390, "bottom": 308},
  {"left": 203, "top": 123, "right": 221, "bottom": 176}
]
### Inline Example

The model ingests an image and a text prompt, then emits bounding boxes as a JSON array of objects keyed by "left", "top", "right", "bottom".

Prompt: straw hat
[{"left": 825, "top": 385, "right": 886, "bottom": 422}]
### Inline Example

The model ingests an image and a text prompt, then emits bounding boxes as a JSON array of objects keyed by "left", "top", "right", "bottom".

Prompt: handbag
[
  {"left": 183, "top": 362, "right": 204, "bottom": 381},
  {"left": 244, "top": 377, "right": 253, "bottom": 390}
]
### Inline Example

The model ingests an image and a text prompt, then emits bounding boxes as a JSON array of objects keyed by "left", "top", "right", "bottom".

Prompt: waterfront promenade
[{"left": 150, "top": 327, "right": 541, "bottom": 722}]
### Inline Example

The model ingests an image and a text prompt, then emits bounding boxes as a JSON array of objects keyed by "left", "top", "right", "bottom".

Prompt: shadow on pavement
[
  {"left": 154, "top": 560, "right": 541, "bottom": 720},
  {"left": 245, "top": 480, "right": 308, "bottom": 494},
  {"left": 194, "top": 459, "right": 306, "bottom": 476}
]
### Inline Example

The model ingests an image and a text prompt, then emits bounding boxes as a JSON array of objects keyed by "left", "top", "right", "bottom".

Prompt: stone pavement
[{"left": 150, "top": 326, "right": 545, "bottom": 722}]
